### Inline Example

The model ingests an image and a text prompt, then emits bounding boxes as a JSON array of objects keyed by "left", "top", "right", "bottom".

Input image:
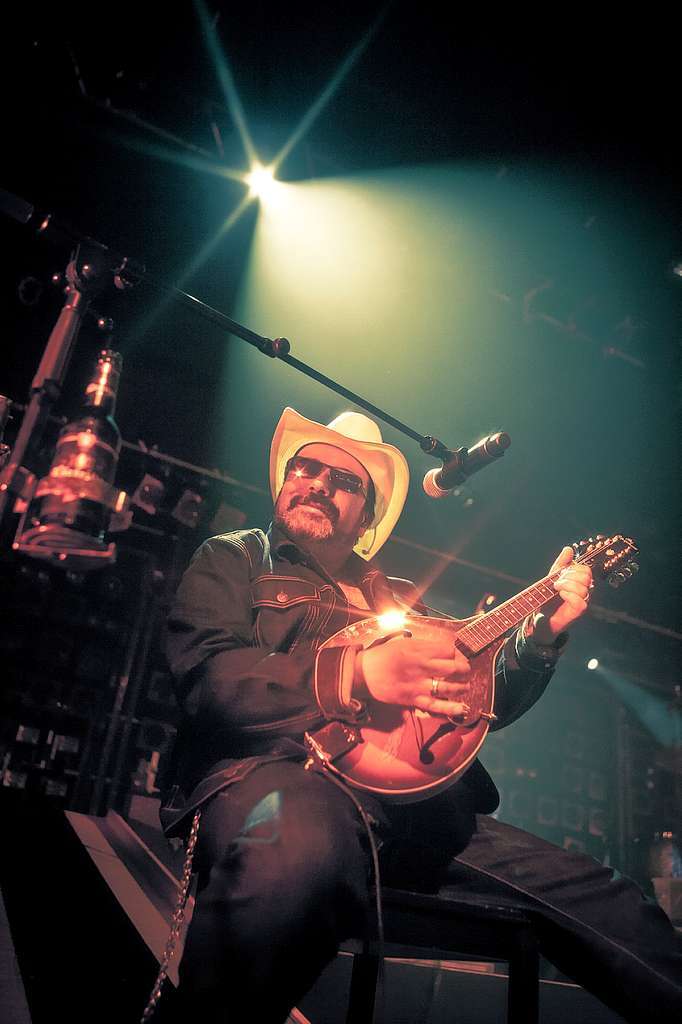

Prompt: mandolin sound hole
[{"left": 418, "top": 722, "right": 458, "bottom": 763}]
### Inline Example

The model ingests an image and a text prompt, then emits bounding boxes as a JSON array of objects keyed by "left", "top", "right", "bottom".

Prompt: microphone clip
[{"left": 435, "top": 447, "right": 469, "bottom": 488}]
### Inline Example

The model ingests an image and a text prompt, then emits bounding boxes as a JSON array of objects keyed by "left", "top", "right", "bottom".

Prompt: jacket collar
[{"left": 267, "top": 522, "right": 369, "bottom": 588}]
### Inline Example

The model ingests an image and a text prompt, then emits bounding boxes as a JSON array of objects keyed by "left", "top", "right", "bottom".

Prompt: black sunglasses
[{"left": 285, "top": 456, "right": 368, "bottom": 497}]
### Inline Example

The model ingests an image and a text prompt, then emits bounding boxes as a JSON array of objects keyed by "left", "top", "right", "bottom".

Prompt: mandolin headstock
[{"left": 572, "top": 534, "right": 640, "bottom": 588}]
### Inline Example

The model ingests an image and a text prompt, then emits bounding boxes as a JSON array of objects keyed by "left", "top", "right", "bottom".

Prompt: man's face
[{"left": 274, "top": 442, "right": 371, "bottom": 547}]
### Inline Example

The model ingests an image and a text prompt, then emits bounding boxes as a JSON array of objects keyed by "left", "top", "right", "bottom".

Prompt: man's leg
[
  {"left": 177, "top": 761, "right": 375, "bottom": 1024},
  {"left": 443, "top": 814, "right": 682, "bottom": 1021}
]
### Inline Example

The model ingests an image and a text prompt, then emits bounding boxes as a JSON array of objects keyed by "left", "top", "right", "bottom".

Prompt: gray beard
[{"left": 276, "top": 504, "right": 335, "bottom": 541}]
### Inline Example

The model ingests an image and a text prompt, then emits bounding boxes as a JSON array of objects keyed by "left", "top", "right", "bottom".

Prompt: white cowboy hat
[{"left": 270, "top": 406, "right": 410, "bottom": 560}]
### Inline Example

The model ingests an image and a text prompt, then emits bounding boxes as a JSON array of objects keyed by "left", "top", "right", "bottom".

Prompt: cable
[{"left": 317, "top": 766, "right": 386, "bottom": 1024}]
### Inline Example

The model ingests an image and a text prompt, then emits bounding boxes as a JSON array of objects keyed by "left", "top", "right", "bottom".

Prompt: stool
[{"left": 346, "top": 887, "right": 539, "bottom": 1023}]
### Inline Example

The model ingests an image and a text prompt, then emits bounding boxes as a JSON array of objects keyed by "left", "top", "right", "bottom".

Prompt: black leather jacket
[{"left": 160, "top": 525, "right": 563, "bottom": 836}]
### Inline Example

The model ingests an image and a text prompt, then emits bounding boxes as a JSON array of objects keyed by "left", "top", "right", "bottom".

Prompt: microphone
[{"left": 423, "top": 432, "right": 511, "bottom": 498}]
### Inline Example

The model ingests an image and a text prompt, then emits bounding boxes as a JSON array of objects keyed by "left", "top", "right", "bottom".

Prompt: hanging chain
[{"left": 140, "top": 808, "right": 202, "bottom": 1022}]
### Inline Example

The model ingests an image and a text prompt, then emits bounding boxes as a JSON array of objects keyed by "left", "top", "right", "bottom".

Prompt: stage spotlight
[
  {"left": 171, "top": 489, "right": 205, "bottom": 528},
  {"left": 130, "top": 473, "right": 166, "bottom": 515},
  {"left": 587, "top": 658, "right": 599, "bottom": 671},
  {"left": 245, "top": 163, "right": 278, "bottom": 200},
  {"left": 209, "top": 500, "right": 247, "bottom": 534}
]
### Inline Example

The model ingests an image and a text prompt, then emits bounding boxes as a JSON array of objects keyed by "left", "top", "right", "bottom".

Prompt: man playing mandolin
[{"left": 161, "top": 407, "right": 681, "bottom": 1022}]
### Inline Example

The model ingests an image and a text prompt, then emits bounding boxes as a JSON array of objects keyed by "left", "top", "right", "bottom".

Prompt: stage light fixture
[
  {"left": 209, "top": 500, "right": 247, "bottom": 534},
  {"left": 587, "top": 658, "right": 599, "bottom": 671},
  {"left": 245, "top": 163, "right": 278, "bottom": 200},
  {"left": 171, "top": 489, "right": 205, "bottom": 529},
  {"left": 130, "top": 473, "right": 166, "bottom": 515}
]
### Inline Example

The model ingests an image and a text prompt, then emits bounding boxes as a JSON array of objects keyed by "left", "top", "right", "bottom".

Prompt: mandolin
[{"left": 307, "top": 535, "right": 638, "bottom": 802}]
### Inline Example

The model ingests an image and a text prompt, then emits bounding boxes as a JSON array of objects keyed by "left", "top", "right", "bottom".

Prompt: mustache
[{"left": 289, "top": 495, "right": 339, "bottom": 523}]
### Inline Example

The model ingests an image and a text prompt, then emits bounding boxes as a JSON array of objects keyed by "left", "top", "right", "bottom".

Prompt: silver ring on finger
[{"left": 431, "top": 678, "right": 440, "bottom": 698}]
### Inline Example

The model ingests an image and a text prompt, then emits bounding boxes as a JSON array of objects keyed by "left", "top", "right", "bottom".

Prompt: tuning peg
[{"left": 607, "top": 562, "right": 639, "bottom": 588}]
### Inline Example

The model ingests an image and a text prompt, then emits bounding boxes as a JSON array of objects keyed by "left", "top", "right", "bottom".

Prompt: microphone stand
[{"left": 0, "top": 187, "right": 475, "bottom": 536}]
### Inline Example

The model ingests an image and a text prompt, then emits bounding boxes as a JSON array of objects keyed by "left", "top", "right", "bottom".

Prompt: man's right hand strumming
[{"left": 354, "top": 635, "right": 471, "bottom": 717}]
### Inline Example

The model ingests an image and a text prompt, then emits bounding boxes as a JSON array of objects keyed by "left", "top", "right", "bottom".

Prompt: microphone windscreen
[{"left": 422, "top": 467, "right": 451, "bottom": 498}]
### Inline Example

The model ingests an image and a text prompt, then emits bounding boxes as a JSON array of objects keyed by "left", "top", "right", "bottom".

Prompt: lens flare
[
  {"left": 377, "top": 610, "right": 408, "bottom": 632},
  {"left": 246, "top": 164, "right": 278, "bottom": 200}
]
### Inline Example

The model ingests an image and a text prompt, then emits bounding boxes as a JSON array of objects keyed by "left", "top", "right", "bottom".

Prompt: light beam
[{"left": 194, "top": 0, "right": 257, "bottom": 168}]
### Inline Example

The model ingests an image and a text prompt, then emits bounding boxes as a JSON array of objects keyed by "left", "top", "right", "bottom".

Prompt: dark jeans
[{"left": 175, "top": 760, "right": 682, "bottom": 1023}]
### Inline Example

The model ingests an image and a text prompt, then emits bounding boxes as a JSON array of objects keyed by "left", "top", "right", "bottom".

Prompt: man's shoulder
[
  {"left": 384, "top": 576, "right": 452, "bottom": 618},
  {"left": 385, "top": 575, "right": 430, "bottom": 614},
  {"left": 194, "top": 528, "right": 271, "bottom": 571}
]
